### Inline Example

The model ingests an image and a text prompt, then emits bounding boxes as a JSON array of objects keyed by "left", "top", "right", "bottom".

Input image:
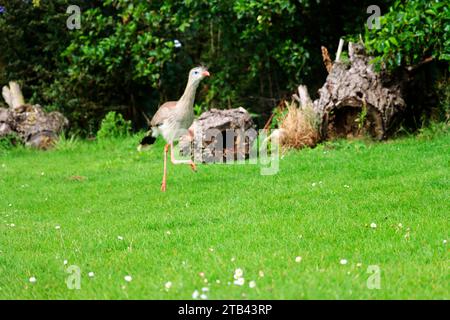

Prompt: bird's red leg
[
  {"left": 161, "top": 143, "right": 169, "bottom": 192},
  {"left": 170, "top": 142, "right": 196, "bottom": 172},
  {"left": 188, "top": 129, "right": 197, "bottom": 172}
]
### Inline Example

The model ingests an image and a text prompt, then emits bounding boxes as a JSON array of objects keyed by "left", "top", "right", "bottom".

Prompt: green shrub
[{"left": 96, "top": 112, "right": 132, "bottom": 140}]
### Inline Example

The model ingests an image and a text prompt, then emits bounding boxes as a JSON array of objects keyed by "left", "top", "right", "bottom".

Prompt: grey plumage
[
  {"left": 139, "top": 66, "right": 210, "bottom": 192},
  {"left": 138, "top": 66, "right": 209, "bottom": 151}
]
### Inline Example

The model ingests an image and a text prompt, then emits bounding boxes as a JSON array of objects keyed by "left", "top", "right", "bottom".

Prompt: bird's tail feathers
[{"left": 137, "top": 129, "right": 157, "bottom": 151}]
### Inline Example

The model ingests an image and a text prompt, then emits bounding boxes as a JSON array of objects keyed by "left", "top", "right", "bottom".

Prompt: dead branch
[
  {"left": 2, "top": 81, "right": 25, "bottom": 110},
  {"left": 321, "top": 46, "right": 333, "bottom": 73}
]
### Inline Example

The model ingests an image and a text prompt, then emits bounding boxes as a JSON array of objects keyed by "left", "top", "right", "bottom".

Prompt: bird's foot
[
  {"left": 190, "top": 162, "right": 197, "bottom": 172},
  {"left": 161, "top": 182, "right": 167, "bottom": 192}
]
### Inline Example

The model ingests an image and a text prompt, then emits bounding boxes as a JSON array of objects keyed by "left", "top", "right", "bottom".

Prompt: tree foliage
[
  {"left": 365, "top": 0, "right": 449, "bottom": 69},
  {"left": 1, "top": 0, "right": 448, "bottom": 135},
  {"left": 364, "top": 0, "right": 449, "bottom": 125},
  {"left": 60, "top": 0, "right": 389, "bottom": 130},
  {"left": 0, "top": 0, "right": 80, "bottom": 103}
]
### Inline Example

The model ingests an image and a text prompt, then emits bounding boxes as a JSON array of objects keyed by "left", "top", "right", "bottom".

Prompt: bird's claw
[
  {"left": 161, "top": 182, "right": 166, "bottom": 192},
  {"left": 190, "top": 163, "right": 197, "bottom": 172}
]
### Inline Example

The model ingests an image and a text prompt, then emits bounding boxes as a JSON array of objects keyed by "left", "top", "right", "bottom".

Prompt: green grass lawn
[{"left": 0, "top": 130, "right": 449, "bottom": 299}]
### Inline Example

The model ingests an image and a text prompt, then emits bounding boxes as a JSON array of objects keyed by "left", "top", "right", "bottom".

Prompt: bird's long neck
[{"left": 178, "top": 80, "right": 198, "bottom": 110}]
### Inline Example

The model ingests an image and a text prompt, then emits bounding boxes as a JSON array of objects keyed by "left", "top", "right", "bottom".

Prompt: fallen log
[
  {"left": 179, "top": 107, "right": 256, "bottom": 163},
  {"left": 1, "top": 82, "right": 68, "bottom": 149},
  {"left": 313, "top": 42, "right": 406, "bottom": 140},
  {"left": 2, "top": 81, "right": 25, "bottom": 110}
]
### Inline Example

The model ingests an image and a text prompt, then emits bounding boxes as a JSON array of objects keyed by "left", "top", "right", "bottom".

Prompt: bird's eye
[{"left": 194, "top": 71, "right": 199, "bottom": 75}]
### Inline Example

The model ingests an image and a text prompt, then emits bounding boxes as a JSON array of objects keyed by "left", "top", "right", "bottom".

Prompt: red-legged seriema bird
[{"left": 138, "top": 66, "right": 210, "bottom": 192}]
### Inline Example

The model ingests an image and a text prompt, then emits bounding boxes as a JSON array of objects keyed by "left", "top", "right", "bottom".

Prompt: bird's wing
[{"left": 150, "top": 101, "right": 178, "bottom": 127}]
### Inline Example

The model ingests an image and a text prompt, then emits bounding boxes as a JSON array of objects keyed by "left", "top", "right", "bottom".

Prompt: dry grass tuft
[{"left": 279, "top": 101, "right": 320, "bottom": 150}]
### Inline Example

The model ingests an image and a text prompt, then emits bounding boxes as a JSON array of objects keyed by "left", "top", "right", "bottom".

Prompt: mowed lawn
[{"left": 0, "top": 131, "right": 448, "bottom": 299}]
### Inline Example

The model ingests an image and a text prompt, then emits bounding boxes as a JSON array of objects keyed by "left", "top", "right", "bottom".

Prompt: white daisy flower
[
  {"left": 55, "top": 225, "right": 61, "bottom": 230},
  {"left": 200, "top": 294, "right": 207, "bottom": 300},
  {"left": 29, "top": 276, "right": 37, "bottom": 283},
  {"left": 234, "top": 268, "right": 243, "bottom": 279},
  {"left": 165, "top": 281, "right": 172, "bottom": 289},
  {"left": 192, "top": 290, "right": 199, "bottom": 299},
  {"left": 88, "top": 272, "right": 95, "bottom": 278},
  {"left": 259, "top": 270, "right": 265, "bottom": 277},
  {"left": 340, "top": 259, "right": 348, "bottom": 265},
  {"left": 117, "top": 236, "right": 123, "bottom": 240},
  {"left": 63, "top": 260, "right": 68, "bottom": 265},
  {"left": 124, "top": 275, "right": 132, "bottom": 282},
  {"left": 234, "top": 277, "right": 245, "bottom": 286},
  {"left": 201, "top": 287, "right": 209, "bottom": 292},
  {"left": 370, "top": 222, "right": 377, "bottom": 229},
  {"left": 249, "top": 280, "right": 256, "bottom": 288},
  {"left": 295, "top": 256, "right": 302, "bottom": 263}
]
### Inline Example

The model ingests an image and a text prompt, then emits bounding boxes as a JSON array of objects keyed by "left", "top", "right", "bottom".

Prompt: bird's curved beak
[{"left": 202, "top": 70, "right": 210, "bottom": 77}]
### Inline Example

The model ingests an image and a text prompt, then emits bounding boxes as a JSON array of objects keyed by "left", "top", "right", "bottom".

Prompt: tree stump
[
  {"left": 0, "top": 107, "right": 13, "bottom": 137},
  {"left": 179, "top": 107, "right": 256, "bottom": 163},
  {"left": 1, "top": 82, "right": 68, "bottom": 149},
  {"left": 313, "top": 42, "right": 406, "bottom": 140}
]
